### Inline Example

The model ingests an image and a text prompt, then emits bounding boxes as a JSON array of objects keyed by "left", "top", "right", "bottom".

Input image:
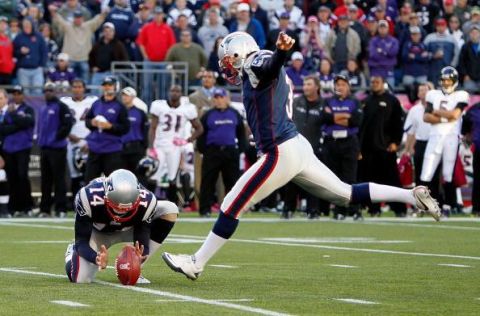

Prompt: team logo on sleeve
[{"left": 75, "top": 195, "right": 88, "bottom": 216}]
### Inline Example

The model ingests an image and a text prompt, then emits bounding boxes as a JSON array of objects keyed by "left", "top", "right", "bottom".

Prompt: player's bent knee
[{"left": 155, "top": 201, "right": 179, "bottom": 218}]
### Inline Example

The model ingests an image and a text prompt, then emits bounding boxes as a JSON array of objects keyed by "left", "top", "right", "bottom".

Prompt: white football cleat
[
  {"left": 136, "top": 275, "right": 151, "bottom": 284},
  {"left": 162, "top": 252, "right": 203, "bottom": 280},
  {"left": 413, "top": 186, "right": 441, "bottom": 221},
  {"left": 65, "top": 242, "right": 74, "bottom": 263}
]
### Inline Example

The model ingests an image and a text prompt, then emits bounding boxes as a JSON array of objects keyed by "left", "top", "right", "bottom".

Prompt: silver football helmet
[
  {"left": 104, "top": 169, "right": 141, "bottom": 222},
  {"left": 218, "top": 32, "right": 259, "bottom": 85}
]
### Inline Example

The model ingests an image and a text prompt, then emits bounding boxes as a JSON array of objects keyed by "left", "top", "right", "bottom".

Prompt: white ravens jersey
[
  {"left": 150, "top": 100, "right": 197, "bottom": 147},
  {"left": 426, "top": 89, "right": 469, "bottom": 136},
  {"left": 61, "top": 95, "right": 98, "bottom": 139}
]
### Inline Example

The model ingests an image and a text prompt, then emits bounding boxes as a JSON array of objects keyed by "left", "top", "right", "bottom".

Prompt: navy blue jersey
[
  {"left": 73, "top": 177, "right": 157, "bottom": 263},
  {"left": 242, "top": 49, "right": 298, "bottom": 153}
]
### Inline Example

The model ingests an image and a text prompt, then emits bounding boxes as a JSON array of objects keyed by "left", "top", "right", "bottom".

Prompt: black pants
[
  {"left": 323, "top": 136, "right": 360, "bottom": 216},
  {"left": 199, "top": 146, "right": 240, "bottom": 215},
  {"left": 123, "top": 142, "right": 145, "bottom": 176},
  {"left": 4, "top": 149, "right": 33, "bottom": 213},
  {"left": 85, "top": 151, "right": 124, "bottom": 182},
  {"left": 359, "top": 149, "right": 406, "bottom": 216},
  {"left": 40, "top": 148, "right": 68, "bottom": 214},
  {"left": 284, "top": 181, "right": 319, "bottom": 213}
]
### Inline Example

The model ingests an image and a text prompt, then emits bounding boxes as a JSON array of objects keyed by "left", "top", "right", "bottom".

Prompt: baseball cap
[
  {"left": 318, "top": 5, "right": 330, "bottom": 12},
  {"left": 103, "top": 22, "right": 115, "bottom": 30},
  {"left": 435, "top": 18, "right": 447, "bottom": 26},
  {"left": 334, "top": 74, "right": 350, "bottom": 84},
  {"left": 367, "top": 16, "right": 377, "bottom": 23},
  {"left": 409, "top": 26, "right": 421, "bottom": 34},
  {"left": 378, "top": 19, "right": 389, "bottom": 27},
  {"left": 73, "top": 10, "right": 83, "bottom": 18},
  {"left": 0, "top": 16, "right": 8, "bottom": 22},
  {"left": 153, "top": 6, "right": 164, "bottom": 14},
  {"left": 11, "top": 85, "right": 23, "bottom": 94},
  {"left": 57, "top": 52, "right": 69, "bottom": 62},
  {"left": 444, "top": 0, "right": 454, "bottom": 5},
  {"left": 375, "top": 5, "right": 385, "bottom": 12},
  {"left": 348, "top": 4, "right": 358, "bottom": 12},
  {"left": 307, "top": 15, "right": 318, "bottom": 23},
  {"left": 280, "top": 12, "right": 290, "bottom": 20},
  {"left": 209, "top": 0, "right": 221, "bottom": 5},
  {"left": 338, "top": 14, "right": 349, "bottom": 20},
  {"left": 44, "top": 82, "right": 56, "bottom": 91},
  {"left": 291, "top": 51, "right": 304, "bottom": 61},
  {"left": 237, "top": 3, "right": 250, "bottom": 12},
  {"left": 121, "top": 87, "right": 137, "bottom": 97},
  {"left": 470, "top": 24, "right": 480, "bottom": 32},
  {"left": 102, "top": 76, "right": 117, "bottom": 85},
  {"left": 213, "top": 87, "right": 228, "bottom": 97},
  {"left": 472, "top": 6, "right": 480, "bottom": 15}
]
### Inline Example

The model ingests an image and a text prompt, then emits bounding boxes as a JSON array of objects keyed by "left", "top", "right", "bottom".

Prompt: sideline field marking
[
  {"left": 0, "top": 268, "right": 291, "bottom": 316},
  {"left": 51, "top": 300, "right": 89, "bottom": 307},
  {"left": 156, "top": 299, "right": 253, "bottom": 303},
  {"left": 171, "top": 233, "right": 480, "bottom": 261},
  {"left": 437, "top": 263, "right": 472, "bottom": 268},
  {"left": 334, "top": 298, "right": 379, "bottom": 305},
  {"left": 261, "top": 237, "right": 411, "bottom": 244},
  {"left": 328, "top": 264, "right": 357, "bottom": 268},
  {"left": 209, "top": 264, "right": 238, "bottom": 269}
]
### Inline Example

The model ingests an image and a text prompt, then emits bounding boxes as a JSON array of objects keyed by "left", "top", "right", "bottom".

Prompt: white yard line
[
  {"left": 0, "top": 268, "right": 291, "bottom": 316},
  {"left": 209, "top": 264, "right": 238, "bottom": 269},
  {"left": 156, "top": 299, "right": 253, "bottom": 303},
  {"left": 328, "top": 264, "right": 357, "bottom": 268},
  {"left": 50, "top": 300, "right": 90, "bottom": 307},
  {"left": 334, "top": 298, "right": 379, "bottom": 305},
  {"left": 437, "top": 263, "right": 472, "bottom": 268}
]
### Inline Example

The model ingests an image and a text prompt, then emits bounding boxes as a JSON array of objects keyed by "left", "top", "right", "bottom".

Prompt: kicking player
[
  {"left": 422, "top": 66, "right": 469, "bottom": 215},
  {"left": 148, "top": 85, "right": 203, "bottom": 203},
  {"left": 64, "top": 169, "right": 178, "bottom": 283},
  {"left": 162, "top": 32, "right": 441, "bottom": 280}
]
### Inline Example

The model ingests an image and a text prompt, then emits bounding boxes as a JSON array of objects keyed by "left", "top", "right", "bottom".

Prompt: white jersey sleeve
[
  {"left": 150, "top": 100, "right": 166, "bottom": 117},
  {"left": 183, "top": 103, "right": 198, "bottom": 120}
]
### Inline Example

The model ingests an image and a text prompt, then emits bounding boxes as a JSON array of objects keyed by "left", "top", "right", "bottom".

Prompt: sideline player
[
  {"left": 422, "top": 67, "right": 469, "bottom": 213},
  {"left": 162, "top": 32, "right": 441, "bottom": 280},
  {"left": 64, "top": 169, "right": 178, "bottom": 283},
  {"left": 148, "top": 85, "right": 203, "bottom": 203}
]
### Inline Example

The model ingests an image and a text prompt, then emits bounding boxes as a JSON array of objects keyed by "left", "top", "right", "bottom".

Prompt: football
[{"left": 115, "top": 245, "right": 141, "bottom": 285}]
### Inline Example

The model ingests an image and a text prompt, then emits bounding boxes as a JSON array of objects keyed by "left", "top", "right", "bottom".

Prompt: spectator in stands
[
  {"left": 462, "top": 6, "right": 480, "bottom": 37},
  {"left": 249, "top": 0, "right": 269, "bottom": 36},
  {"left": 454, "top": 0, "right": 471, "bottom": 25},
  {"left": 198, "top": 9, "right": 228, "bottom": 57},
  {"left": 372, "top": 0, "right": 397, "bottom": 21},
  {"left": 84, "top": 76, "right": 129, "bottom": 181},
  {"left": 286, "top": 51, "right": 308, "bottom": 87},
  {"left": 207, "top": 36, "right": 224, "bottom": 85},
  {"left": 197, "top": 88, "right": 246, "bottom": 218},
  {"left": 407, "top": 12, "right": 428, "bottom": 39},
  {"left": 89, "top": 22, "right": 129, "bottom": 87},
  {"left": 424, "top": 18, "right": 458, "bottom": 84},
  {"left": 266, "top": 12, "right": 299, "bottom": 60},
  {"left": 37, "top": 82, "right": 73, "bottom": 218},
  {"left": 0, "top": 16, "right": 14, "bottom": 85},
  {"left": 0, "top": 85, "right": 34, "bottom": 217},
  {"left": 168, "top": 0, "right": 197, "bottom": 27},
  {"left": 39, "top": 23, "right": 59, "bottom": 68},
  {"left": 401, "top": 26, "right": 429, "bottom": 89},
  {"left": 347, "top": 5, "right": 367, "bottom": 52},
  {"left": 458, "top": 25, "right": 480, "bottom": 92},
  {"left": 274, "top": 0, "right": 305, "bottom": 34},
  {"left": 340, "top": 59, "right": 366, "bottom": 92},
  {"left": 166, "top": 29, "right": 207, "bottom": 85},
  {"left": 325, "top": 14, "right": 360, "bottom": 73},
  {"left": 319, "top": 58, "right": 334, "bottom": 96},
  {"left": 415, "top": 0, "right": 441, "bottom": 34},
  {"left": 395, "top": 2, "right": 415, "bottom": 50},
  {"left": 316, "top": 6, "right": 332, "bottom": 45},
  {"left": 136, "top": 6, "right": 176, "bottom": 101},
  {"left": 47, "top": 53, "right": 76, "bottom": 92},
  {"left": 50, "top": 5, "right": 107, "bottom": 84},
  {"left": 368, "top": 19, "right": 399, "bottom": 88},
  {"left": 334, "top": 0, "right": 365, "bottom": 23},
  {"left": 105, "top": 0, "right": 136, "bottom": 44},
  {"left": 13, "top": 18, "right": 47, "bottom": 95},
  {"left": 359, "top": 76, "right": 406, "bottom": 217},
  {"left": 371, "top": 5, "right": 394, "bottom": 34},
  {"left": 26, "top": 4, "right": 44, "bottom": 30},
  {"left": 58, "top": 0, "right": 92, "bottom": 22},
  {"left": 7, "top": 17, "right": 19, "bottom": 40},
  {"left": 443, "top": 0, "right": 455, "bottom": 22},
  {"left": 300, "top": 15, "right": 325, "bottom": 72},
  {"left": 229, "top": 3, "right": 265, "bottom": 49},
  {"left": 449, "top": 15, "right": 465, "bottom": 51},
  {"left": 173, "top": 14, "right": 202, "bottom": 46},
  {"left": 120, "top": 87, "right": 148, "bottom": 176},
  {"left": 189, "top": 70, "right": 217, "bottom": 117}
]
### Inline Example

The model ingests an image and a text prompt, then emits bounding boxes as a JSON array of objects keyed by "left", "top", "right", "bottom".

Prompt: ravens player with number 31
[
  {"left": 64, "top": 169, "right": 178, "bottom": 283},
  {"left": 162, "top": 32, "right": 442, "bottom": 281}
]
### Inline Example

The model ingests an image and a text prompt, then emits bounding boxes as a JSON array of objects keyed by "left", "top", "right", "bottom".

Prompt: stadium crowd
[{"left": 0, "top": 0, "right": 479, "bottom": 220}]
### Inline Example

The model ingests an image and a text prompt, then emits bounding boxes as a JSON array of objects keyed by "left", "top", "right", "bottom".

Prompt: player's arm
[
  {"left": 133, "top": 222, "right": 151, "bottom": 262},
  {"left": 102, "top": 104, "right": 130, "bottom": 135},
  {"left": 148, "top": 114, "right": 159, "bottom": 149},
  {"left": 187, "top": 118, "right": 204, "bottom": 143},
  {"left": 423, "top": 102, "right": 442, "bottom": 124},
  {"left": 433, "top": 103, "right": 467, "bottom": 121}
]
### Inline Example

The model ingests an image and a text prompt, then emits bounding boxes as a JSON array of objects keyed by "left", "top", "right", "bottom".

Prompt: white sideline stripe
[
  {"left": 171, "top": 234, "right": 480, "bottom": 261},
  {"left": 0, "top": 268, "right": 291, "bottom": 316},
  {"left": 156, "top": 299, "right": 254, "bottom": 303},
  {"left": 360, "top": 221, "right": 480, "bottom": 232},
  {"left": 51, "top": 300, "right": 90, "bottom": 307},
  {"left": 437, "top": 263, "right": 472, "bottom": 268},
  {"left": 334, "top": 298, "right": 379, "bottom": 305},
  {"left": 209, "top": 264, "right": 238, "bottom": 269},
  {"left": 328, "top": 264, "right": 357, "bottom": 268},
  {"left": 261, "top": 237, "right": 411, "bottom": 244},
  {"left": 11, "top": 240, "right": 71, "bottom": 244},
  {"left": 0, "top": 222, "right": 72, "bottom": 230}
]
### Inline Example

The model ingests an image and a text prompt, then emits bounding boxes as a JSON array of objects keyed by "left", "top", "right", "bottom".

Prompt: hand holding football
[{"left": 115, "top": 245, "right": 141, "bottom": 285}]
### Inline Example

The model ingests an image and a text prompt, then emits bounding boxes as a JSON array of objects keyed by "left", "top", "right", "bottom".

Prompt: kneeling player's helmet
[
  {"left": 72, "top": 147, "right": 88, "bottom": 174},
  {"left": 137, "top": 156, "right": 159, "bottom": 178},
  {"left": 440, "top": 66, "right": 458, "bottom": 94},
  {"left": 218, "top": 32, "right": 259, "bottom": 85},
  {"left": 104, "top": 169, "right": 141, "bottom": 222}
]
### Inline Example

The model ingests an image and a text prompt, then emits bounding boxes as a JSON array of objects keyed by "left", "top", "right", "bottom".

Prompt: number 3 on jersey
[{"left": 285, "top": 76, "right": 294, "bottom": 120}]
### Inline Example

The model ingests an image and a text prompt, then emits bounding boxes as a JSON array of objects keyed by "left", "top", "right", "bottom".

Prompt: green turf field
[{"left": 0, "top": 214, "right": 479, "bottom": 315}]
